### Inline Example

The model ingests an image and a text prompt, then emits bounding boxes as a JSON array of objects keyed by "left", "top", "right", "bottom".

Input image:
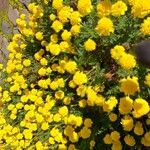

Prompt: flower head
[
  {"left": 96, "top": 17, "right": 114, "bottom": 36},
  {"left": 111, "top": 1, "right": 127, "bottom": 17},
  {"left": 120, "top": 76, "right": 140, "bottom": 95},
  {"left": 132, "top": 98, "right": 150, "bottom": 118}
]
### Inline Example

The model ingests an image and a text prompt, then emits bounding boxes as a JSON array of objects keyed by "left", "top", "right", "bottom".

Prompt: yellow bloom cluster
[
  {"left": 131, "top": 0, "right": 150, "bottom": 18},
  {"left": 111, "top": 1, "right": 127, "bottom": 17},
  {"left": 141, "top": 17, "right": 150, "bottom": 35},
  {"left": 0, "top": 0, "right": 150, "bottom": 149},
  {"left": 111, "top": 45, "right": 136, "bottom": 69},
  {"left": 120, "top": 76, "right": 140, "bottom": 95},
  {"left": 96, "top": 17, "right": 114, "bottom": 36}
]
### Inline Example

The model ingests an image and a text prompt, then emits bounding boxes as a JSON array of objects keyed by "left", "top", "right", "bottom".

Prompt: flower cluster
[{"left": 0, "top": 0, "right": 150, "bottom": 150}]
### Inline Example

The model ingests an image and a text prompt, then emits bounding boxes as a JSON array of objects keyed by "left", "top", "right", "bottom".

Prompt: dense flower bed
[{"left": 0, "top": 0, "right": 150, "bottom": 149}]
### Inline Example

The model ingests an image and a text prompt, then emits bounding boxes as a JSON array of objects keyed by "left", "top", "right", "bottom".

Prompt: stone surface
[
  {"left": 0, "top": 37, "right": 8, "bottom": 64},
  {"left": 8, "top": 5, "right": 19, "bottom": 25},
  {"left": 13, "top": 26, "right": 19, "bottom": 34},
  {"left": 2, "top": 20, "right": 12, "bottom": 34},
  {"left": 0, "top": 0, "right": 9, "bottom": 10},
  {"left": 19, "top": 0, "right": 31, "bottom": 7},
  {"left": 1, "top": 37, "right": 9, "bottom": 57},
  {"left": 0, "top": 35, "right": 2, "bottom": 49}
]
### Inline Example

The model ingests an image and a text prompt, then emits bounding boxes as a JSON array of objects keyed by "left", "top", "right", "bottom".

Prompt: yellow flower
[
  {"left": 58, "top": 6, "right": 71, "bottom": 23},
  {"left": 97, "top": 1, "right": 111, "bottom": 17},
  {"left": 49, "top": 14, "right": 56, "bottom": 21},
  {"left": 111, "top": 45, "right": 125, "bottom": 60},
  {"left": 61, "top": 30, "right": 72, "bottom": 41},
  {"left": 50, "top": 81, "right": 59, "bottom": 90},
  {"left": 84, "top": 118, "right": 93, "bottom": 128},
  {"left": 48, "top": 43, "right": 61, "bottom": 55},
  {"left": 58, "top": 106, "right": 68, "bottom": 117},
  {"left": 69, "top": 80, "right": 77, "bottom": 88},
  {"left": 55, "top": 90, "right": 65, "bottom": 100},
  {"left": 73, "top": 71, "right": 88, "bottom": 85},
  {"left": 40, "top": 58, "right": 48, "bottom": 66},
  {"left": 64, "top": 125, "right": 74, "bottom": 136},
  {"left": 52, "top": 0, "right": 63, "bottom": 10},
  {"left": 141, "top": 17, "right": 150, "bottom": 35},
  {"left": 49, "top": 137, "right": 55, "bottom": 145},
  {"left": 51, "top": 20, "right": 63, "bottom": 33},
  {"left": 36, "top": 141, "right": 44, "bottom": 150},
  {"left": 120, "top": 76, "right": 140, "bottom": 95},
  {"left": 118, "top": 53, "right": 136, "bottom": 69},
  {"left": 53, "top": 114, "right": 61, "bottom": 122},
  {"left": 103, "top": 134, "right": 112, "bottom": 144},
  {"left": 77, "top": 0, "right": 93, "bottom": 16},
  {"left": 63, "top": 97, "right": 71, "bottom": 105},
  {"left": 80, "top": 127, "right": 91, "bottom": 139},
  {"left": 70, "top": 25, "right": 81, "bottom": 35},
  {"left": 145, "top": 73, "right": 150, "bottom": 87},
  {"left": 131, "top": 0, "right": 150, "bottom": 18},
  {"left": 121, "top": 115, "right": 134, "bottom": 131},
  {"left": 132, "top": 98, "right": 150, "bottom": 118},
  {"left": 23, "top": 129, "right": 33, "bottom": 139},
  {"left": 23, "top": 59, "right": 31, "bottom": 67},
  {"left": 50, "top": 34, "right": 58, "bottom": 43},
  {"left": 84, "top": 39, "right": 96, "bottom": 52},
  {"left": 110, "top": 131, "right": 120, "bottom": 142},
  {"left": 90, "top": 140, "right": 95, "bottom": 147},
  {"left": 109, "top": 113, "right": 117, "bottom": 122},
  {"left": 111, "top": 141, "right": 122, "bottom": 150},
  {"left": 134, "top": 121, "right": 144, "bottom": 135},
  {"left": 141, "top": 132, "right": 150, "bottom": 147},
  {"left": 78, "top": 99, "right": 87, "bottom": 108},
  {"left": 69, "top": 131, "right": 79, "bottom": 143},
  {"left": 35, "top": 32, "right": 43, "bottom": 41},
  {"left": 119, "top": 97, "right": 133, "bottom": 114},
  {"left": 103, "top": 96, "right": 118, "bottom": 112},
  {"left": 96, "top": 17, "right": 114, "bottom": 36},
  {"left": 41, "top": 122, "right": 49, "bottom": 130},
  {"left": 65, "top": 61, "right": 77, "bottom": 74},
  {"left": 124, "top": 134, "right": 135, "bottom": 146},
  {"left": 76, "top": 86, "right": 86, "bottom": 99},
  {"left": 70, "top": 11, "right": 81, "bottom": 25},
  {"left": 111, "top": 1, "right": 127, "bottom": 17},
  {"left": 68, "top": 144, "right": 76, "bottom": 150},
  {"left": 86, "top": 87, "right": 97, "bottom": 106}
]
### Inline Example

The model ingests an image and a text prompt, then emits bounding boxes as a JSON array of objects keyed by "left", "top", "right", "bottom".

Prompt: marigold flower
[
  {"left": 73, "top": 71, "right": 87, "bottom": 86},
  {"left": 51, "top": 20, "right": 63, "bottom": 33},
  {"left": 121, "top": 115, "right": 134, "bottom": 131},
  {"left": 134, "top": 121, "right": 144, "bottom": 135},
  {"left": 141, "top": 17, "right": 150, "bottom": 35},
  {"left": 132, "top": 98, "right": 150, "bottom": 118},
  {"left": 111, "top": 45, "right": 125, "bottom": 60},
  {"left": 118, "top": 53, "right": 136, "bottom": 69},
  {"left": 80, "top": 127, "right": 91, "bottom": 139},
  {"left": 145, "top": 73, "right": 150, "bottom": 87},
  {"left": 124, "top": 135, "right": 135, "bottom": 146},
  {"left": 84, "top": 39, "right": 96, "bottom": 52},
  {"left": 77, "top": 0, "right": 93, "bottom": 16},
  {"left": 111, "top": 1, "right": 127, "bottom": 17},
  {"left": 119, "top": 97, "right": 133, "bottom": 114},
  {"left": 97, "top": 1, "right": 111, "bottom": 17},
  {"left": 35, "top": 32, "right": 43, "bottom": 41},
  {"left": 120, "top": 76, "right": 140, "bottom": 95},
  {"left": 96, "top": 17, "right": 114, "bottom": 36}
]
